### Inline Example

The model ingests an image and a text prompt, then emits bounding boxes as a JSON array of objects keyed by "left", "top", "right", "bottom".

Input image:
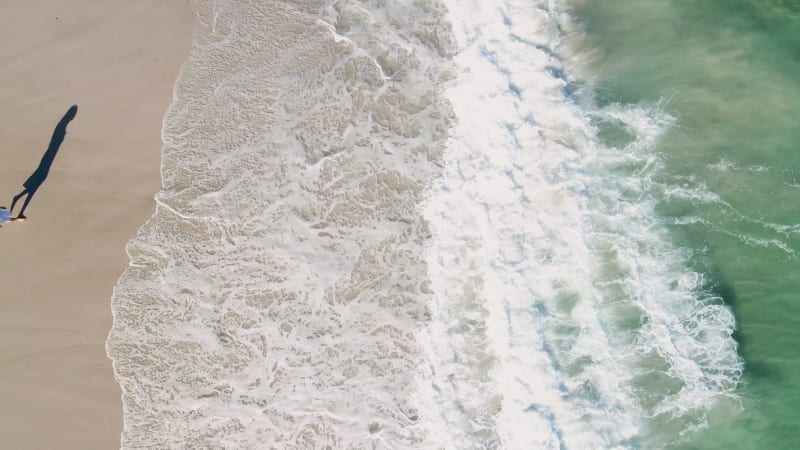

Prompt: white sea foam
[
  {"left": 108, "top": 0, "right": 455, "bottom": 447},
  {"left": 108, "top": 0, "right": 744, "bottom": 448},
  {"left": 418, "top": 0, "right": 743, "bottom": 448}
]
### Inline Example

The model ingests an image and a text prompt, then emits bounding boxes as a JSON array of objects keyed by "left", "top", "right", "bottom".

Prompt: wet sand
[{"left": 0, "top": 1, "right": 192, "bottom": 448}]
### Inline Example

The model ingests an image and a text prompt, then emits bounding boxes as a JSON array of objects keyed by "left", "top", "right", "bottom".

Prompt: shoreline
[{"left": 0, "top": 2, "right": 193, "bottom": 448}]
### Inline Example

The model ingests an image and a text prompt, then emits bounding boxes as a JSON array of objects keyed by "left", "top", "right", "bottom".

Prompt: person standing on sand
[
  {"left": 10, "top": 105, "right": 78, "bottom": 219},
  {"left": 0, "top": 207, "right": 25, "bottom": 226}
]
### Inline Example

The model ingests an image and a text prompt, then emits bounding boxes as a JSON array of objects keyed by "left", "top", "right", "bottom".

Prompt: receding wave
[
  {"left": 108, "top": 0, "right": 454, "bottom": 447},
  {"left": 107, "top": 0, "right": 743, "bottom": 448}
]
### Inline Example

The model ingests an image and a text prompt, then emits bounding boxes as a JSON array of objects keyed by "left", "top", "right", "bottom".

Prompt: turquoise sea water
[{"left": 567, "top": 1, "right": 800, "bottom": 447}]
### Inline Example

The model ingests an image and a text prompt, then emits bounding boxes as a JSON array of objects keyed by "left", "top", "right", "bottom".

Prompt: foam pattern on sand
[{"left": 108, "top": 0, "right": 454, "bottom": 447}]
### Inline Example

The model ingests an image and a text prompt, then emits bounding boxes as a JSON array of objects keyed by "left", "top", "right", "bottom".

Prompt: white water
[
  {"left": 107, "top": 0, "right": 743, "bottom": 448},
  {"left": 418, "top": 0, "right": 742, "bottom": 448}
]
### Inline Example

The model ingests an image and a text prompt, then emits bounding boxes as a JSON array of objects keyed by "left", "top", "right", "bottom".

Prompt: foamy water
[
  {"left": 109, "top": 0, "right": 454, "bottom": 447},
  {"left": 108, "top": 0, "right": 743, "bottom": 448},
  {"left": 416, "top": 1, "right": 742, "bottom": 448}
]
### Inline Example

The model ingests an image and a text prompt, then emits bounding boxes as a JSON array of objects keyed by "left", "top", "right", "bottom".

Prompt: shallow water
[
  {"left": 104, "top": 0, "right": 795, "bottom": 448},
  {"left": 566, "top": 0, "right": 800, "bottom": 447}
]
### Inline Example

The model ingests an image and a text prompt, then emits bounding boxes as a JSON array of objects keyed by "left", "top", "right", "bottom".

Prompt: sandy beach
[{"left": 0, "top": 1, "right": 192, "bottom": 448}]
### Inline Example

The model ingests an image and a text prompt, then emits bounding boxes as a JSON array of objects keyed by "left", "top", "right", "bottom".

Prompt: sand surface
[{"left": 0, "top": 1, "right": 193, "bottom": 448}]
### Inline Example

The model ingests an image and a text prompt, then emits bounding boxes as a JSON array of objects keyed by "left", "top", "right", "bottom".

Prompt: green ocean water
[{"left": 566, "top": 1, "right": 800, "bottom": 448}]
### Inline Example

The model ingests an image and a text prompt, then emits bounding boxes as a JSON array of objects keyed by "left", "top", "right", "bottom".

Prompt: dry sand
[{"left": 0, "top": 1, "right": 193, "bottom": 448}]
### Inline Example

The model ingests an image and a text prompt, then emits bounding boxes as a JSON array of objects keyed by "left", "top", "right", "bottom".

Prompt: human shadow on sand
[{"left": 10, "top": 105, "right": 78, "bottom": 218}]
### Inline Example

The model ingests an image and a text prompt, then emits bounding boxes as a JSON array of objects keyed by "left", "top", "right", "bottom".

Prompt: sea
[{"left": 106, "top": 0, "right": 800, "bottom": 448}]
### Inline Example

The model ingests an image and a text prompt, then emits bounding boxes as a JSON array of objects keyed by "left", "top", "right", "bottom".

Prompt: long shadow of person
[{"left": 10, "top": 105, "right": 78, "bottom": 218}]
